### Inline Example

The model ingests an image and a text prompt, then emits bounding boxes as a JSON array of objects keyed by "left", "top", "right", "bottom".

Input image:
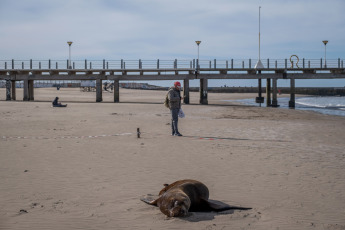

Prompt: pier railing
[{"left": 0, "top": 58, "right": 344, "bottom": 71}]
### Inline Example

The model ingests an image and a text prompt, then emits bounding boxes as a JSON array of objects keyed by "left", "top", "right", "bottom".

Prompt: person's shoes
[{"left": 174, "top": 132, "right": 183, "bottom": 136}]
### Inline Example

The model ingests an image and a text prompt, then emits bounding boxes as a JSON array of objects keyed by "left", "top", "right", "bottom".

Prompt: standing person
[{"left": 168, "top": 81, "right": 183, "bottom": 136}]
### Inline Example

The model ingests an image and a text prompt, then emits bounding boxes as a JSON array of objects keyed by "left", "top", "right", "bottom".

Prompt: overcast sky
[{"left": 0, "top": 0, "right": 344, "bottom": 61}]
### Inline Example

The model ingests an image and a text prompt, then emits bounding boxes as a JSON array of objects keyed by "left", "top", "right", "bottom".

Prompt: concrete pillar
[
  {"left": 199, "top": 78, "right": 208, "bottom": 104},
  {"left": 113, "top": 80, "right": 119, "bottom": 103},
  {"left": 28, "top": 80, "right": 34, "bottom": 101},
  {"left": 183, "top": 79, "right": 189, "bottom": 104},
  {"left": 6, "top": 80, "right": 11, "bottom": 101},
  {"left": 11, "top": 80, "right": 16, "bottom": 100},
  {"left": 289, "top": 78, "right": 295, "bottom": 108},
  {"left": 23, "top": 80, "right": 29, "bottom": 101},
  {"left": 96, "top": 79, "right": 103, "bottom": 102},
  {"left": 266, "top": 78, "right": 271, "bottom": 107},
  {"left": 271, "top": 78, "right": 279, "bottom": 107}
]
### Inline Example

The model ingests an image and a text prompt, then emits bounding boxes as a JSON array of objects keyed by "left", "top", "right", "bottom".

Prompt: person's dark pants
[{"left": 170, "top": 108, "right": 179, "bottom": 135}]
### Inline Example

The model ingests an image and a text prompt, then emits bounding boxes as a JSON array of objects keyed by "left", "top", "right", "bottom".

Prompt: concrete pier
[
  {"left": 289, "top": 78, "right": 295, "bottom": 108},
  {"left": 271, "top": 78, "right": 279, "bottom": 107},
  {"left": 183, "top": 79, "right": 190, "bottom": 104},
  {"left": 96, "top": 79, "right": 102, "bottom": 102},
  {"left": 113, "top": 80, "right": 119, "bottom": 103},
  {"left": 266, "top": 78, "right": 271, "bottom": 107},
  {"left": 199, "top": 78, "right": 208, "bottom": 105}
]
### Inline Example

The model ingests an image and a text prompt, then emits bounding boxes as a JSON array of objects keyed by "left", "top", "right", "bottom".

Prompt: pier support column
[
  {"left": 96, "top": 79, "right": 102, "bottom": 102},
  {"left": 199, "top": 78, "right": 208, "bottom": 105},
  {"left": 28, "top": 80, "right": 34, "bottom": 101},
  {"left": 11, "top": 80, "right": 16, "bottom": 100},
  {"left": 113, "top": 80, "right": 120, "bottom": 103},
  {"left": 23, "top": 80, "right": 29, "bottom": 101},
  {"left": 271, "top": 78, "right": 279, "bottom": 107},
  {"left": 183, "top": 79, "right": 189, "bottom": 104},
  {"left": 255, "top": 76, "right": 264, "bottom": 105},
  {"left": 6, "top": 80, "right": 11, "bottom": 101},
  {"left": 266, "top": 78, "right": 271, "bottom": 107},
  {"left": 289, "top": 78, "right": 295, "bottom": 108}
]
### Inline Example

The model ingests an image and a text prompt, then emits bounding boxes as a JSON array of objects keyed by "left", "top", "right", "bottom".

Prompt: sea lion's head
[{"left": 159, "top": 192, "right": 191, "bottom": 217}]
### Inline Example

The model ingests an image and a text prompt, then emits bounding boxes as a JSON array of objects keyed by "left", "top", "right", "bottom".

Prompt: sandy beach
[{"left": 1, "top": 87, "right": 345, "bottom": 230}]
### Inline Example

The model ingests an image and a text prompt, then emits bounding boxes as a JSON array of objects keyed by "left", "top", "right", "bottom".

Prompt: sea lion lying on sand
[{"left": 141, "top": 179, "right": 251, "bottom": 217}]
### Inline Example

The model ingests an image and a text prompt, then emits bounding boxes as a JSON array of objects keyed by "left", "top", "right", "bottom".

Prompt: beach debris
[
  {"left": 19, "top": 209, "right": 28, "bottom": 214},
  {"left": 137, "top": 128, "right": 141, "bottom": 138},
  {"left": 24, "top": 170, "right": 29, "bottom": 172}
]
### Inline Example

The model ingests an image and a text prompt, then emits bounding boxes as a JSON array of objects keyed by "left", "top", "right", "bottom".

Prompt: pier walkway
[{"left": 1, "top": 58, "right": 344, "bottom": 107}]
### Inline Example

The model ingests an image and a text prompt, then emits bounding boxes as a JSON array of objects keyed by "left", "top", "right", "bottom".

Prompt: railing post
[
  {"left": 121, "top": 59, "right": 124, "bottom": 69},
  {"left": 157, "top": 59, "right": 160, "bottom": 69},
  {"left": 103, "top": 59, "right": 105, "bottom": 69},
  {"left": 275, "top": 60, "right": 277, "bottom": 69},
  {"left": 226, "top": 60, "right": 228, "bottom": 69},
  {"left": 73, "top": 62, "right": 75, "bottom": 69},
  {"left": 231, "top": 59, "right": 233, "bottom": 69},
  {"left": 342, "top": 60, "right": 344, "bottom": 68},
  {"left": 107, "top": 62, "right": 109, "bottom": 69},
  {"left": 67, "top": 60, "right": 69, "bottom": 69},
  {"left": 5, "top": 62, "right": 7, "bottom": 69},
  {"left": 85, "top": 59, "right": 87, "bottom": 69},
  {"left": 209, "top": 61, "right": 211, "bottom": 68},
  {"left": 190, "top": 61, "right": 192, "bottom": 68},
  {"left": 267, "top": 59, "right": 269, "bottom": 69},
  {"left": 30, "top": 59, "right": 32, "bottom": 69},
  {"left": 249, "top": 59, "right": 251, "bottom": 69},
  {"left": 90, "top": 62, "right": 92, "bottom": 69},
  {"left": 338, "top": 58, "right": 340, "bottom": 68},
  {"left": 39, "top": 62, "right": 41, "bottom": 69},
  {"left": 308, "top": 60, "right": 310, "bottom": 68},
  {"left": 214, "top": 59, "right": 216, "bottom": 69},
  {"left": 174, "top": 59, "right": 177, "bottom": 68},
  {"left": 303, "top": 58, "right": 305, "bottom": 69},
  {"left": 285, "top": 59, "right": 287, "bottom": 69},
  {"left": 22, "top": 62, "right": 24, "bottom": 69},
  {"left": 49, "top": 59, "right": 51, "bottom": 69},
  {"left": 12, "top": 59, "right": 14, "bottom": 69},
  {"left": 139, "top": 59, "right": 142, "bottom": 69},
  {"left": 193, "top": 59, "right": 195, "bottom": 69},
  {"left": 56, "top": 62, "right": 58, "bottom": 69},
  {"left": 320, "top": 58, "right": 323, "bottom": 69},
  {"left": 242, "top": 61, "right": 244, "bottom": 69}
]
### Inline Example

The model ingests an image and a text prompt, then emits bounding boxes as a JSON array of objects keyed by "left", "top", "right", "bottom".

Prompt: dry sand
[{"left": 1, "top": 88, "right": 345, "bottom": 230}]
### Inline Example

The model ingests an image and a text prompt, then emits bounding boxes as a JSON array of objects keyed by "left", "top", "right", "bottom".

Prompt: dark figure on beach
[
  {"left": 52, "top": 97, "right": 67, "bottom": 107},
  {"left": 168, "top": 81, "right": 183, "bottom": 136}
]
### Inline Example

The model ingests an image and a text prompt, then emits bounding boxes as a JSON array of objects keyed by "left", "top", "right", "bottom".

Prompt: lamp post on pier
[
  {"left": 322, "top": 40, "right": 328, "bottom": 68},
  {"left": 67, "top": 41, "right": 73, "bottom": 69},
  {"left": 195, "top": 41, "right": 201, "bottom": 70}
]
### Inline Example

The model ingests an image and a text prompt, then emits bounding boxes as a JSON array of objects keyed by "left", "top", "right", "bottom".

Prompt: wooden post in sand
[
  {"left": 289, "top": 78, "right": 295, "bottom": 108},
  {"left": 183, "top": 79, "right": 189, "bottom": 104},
  {"left": 266, "top": 78, "right": 271, "bottom": 107},
  {"left": 199, "top": 78, "right": 208, "bottom": 104},
  {"left": 113, "top": 80, "right": 120, "bottom": 103},
  {"left": 96, "top": 79, "right": 103, "bottom": 102},
  {"left": 11, "top": 80, "right": 16, "bottom": 100}
]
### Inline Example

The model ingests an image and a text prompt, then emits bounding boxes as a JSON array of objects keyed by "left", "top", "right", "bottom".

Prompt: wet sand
[{"left": 1, "top": 88, "right": 345, "bottom": 230}]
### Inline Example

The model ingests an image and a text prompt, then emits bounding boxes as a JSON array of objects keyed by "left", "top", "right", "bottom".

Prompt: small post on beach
[
  {"left": 289, "top": 78, "right": 295, "bottom": 108},
  {"left": 137, "top": 128, "right": 141, "bottom": 138}
]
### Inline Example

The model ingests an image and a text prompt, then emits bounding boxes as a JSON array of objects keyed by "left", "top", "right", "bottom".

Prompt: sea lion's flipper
[
  {"left": 201, "top": 199, "right": 252, "bottom": 212},
  {"left": 140, "top": 194, "right": 159, "bottom": 206}
]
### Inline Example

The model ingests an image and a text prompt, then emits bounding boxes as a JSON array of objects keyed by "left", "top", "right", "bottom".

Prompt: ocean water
[{"left": 227, "top": 96, "right": 345, "bottom": 117}]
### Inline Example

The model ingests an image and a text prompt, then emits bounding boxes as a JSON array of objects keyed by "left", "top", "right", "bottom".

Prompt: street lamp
[
  {"left": 322, "top": 40, "right": 328, "bottom": 68},
  {"left": 195, "top": 41, "right": 201, "bottom": 70},
  {"left": 255, "top": 6, "right": 264, "bottom": 69},
  {"left": 67, "top": 41, "right": 73, "bottom": 69}
]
